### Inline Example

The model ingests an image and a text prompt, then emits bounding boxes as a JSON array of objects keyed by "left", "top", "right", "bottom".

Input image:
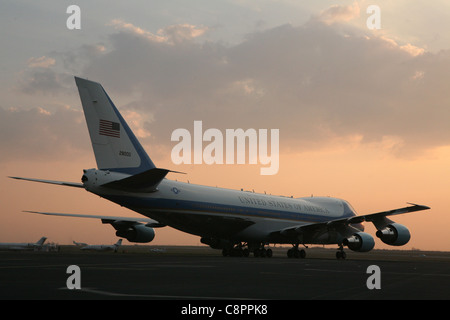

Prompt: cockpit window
[{"left": 342, "top": 200, "right": 357, "bottom": 216}]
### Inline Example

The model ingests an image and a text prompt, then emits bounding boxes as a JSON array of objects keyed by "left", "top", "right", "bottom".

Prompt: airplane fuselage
[
  {"left": 0, "top": 243, "right": 36, "bottom": 251},
  {"left": 83, "top": 168, "right": 359, "bottom": 245}
]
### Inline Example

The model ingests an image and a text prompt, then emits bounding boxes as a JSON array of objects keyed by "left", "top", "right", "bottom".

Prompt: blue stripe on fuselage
[{"left": 100, "top": 194, "right": 352, "bottom": 224}]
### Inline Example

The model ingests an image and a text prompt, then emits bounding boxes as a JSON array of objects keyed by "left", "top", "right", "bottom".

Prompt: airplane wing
[
  {"left": 24, "top": 211, "right": 166, "bottom": 227},
  {"left": 9, "top": 176, "right": 84, "bottom": 188},
  {"left": 342, "top": 203, "right": 430, "bottom": 224},
  {"left": 273, "top": 203, "right": 430, "bottom": 240}
]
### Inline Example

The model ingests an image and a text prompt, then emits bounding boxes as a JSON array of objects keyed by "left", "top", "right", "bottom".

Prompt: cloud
[
  {"left": 109, "top": 19, "right": 208, "bottom": 45},
  {"left": 7, "top": 11, "right": 450, "bottom": 164},
  {"left": 16, "top": 45, "right": 106, "bottom": 96},
  {"left": 16, "top": 69, "right": 71, "bottom": 95},
  {"left": 317, "top": 2, "right": 360, "bottom": 25},
  {"left": 109, "top": 19, "right": 167, "bottom": 43},
  {"left": 27, "top": 56, "right": 56, "bottom": 68},
  {"left": 161, "top": 24, "right": 209, "bottom": 44},
  {"left": 121, "top": 109, "right": 153, "bottom": 139},
  {"left": 378, "top": 35, "right": 425, "bottom": 57},
  {"left": 0, "top": 105, "right": 89, "bottom": 163}
]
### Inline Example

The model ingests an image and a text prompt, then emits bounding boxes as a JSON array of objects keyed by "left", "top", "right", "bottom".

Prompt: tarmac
[{"left": 1, "top": 246, "right": 449, "bottom": 303}]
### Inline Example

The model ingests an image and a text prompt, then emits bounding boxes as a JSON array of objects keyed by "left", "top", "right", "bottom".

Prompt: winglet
[{"left": 406, "top": 203, "right": 431, "bottom": 211}]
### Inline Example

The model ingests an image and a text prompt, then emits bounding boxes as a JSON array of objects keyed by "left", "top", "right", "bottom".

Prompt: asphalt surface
[{"left": 1, "top": 246, "right": 449, "bottom": 303}]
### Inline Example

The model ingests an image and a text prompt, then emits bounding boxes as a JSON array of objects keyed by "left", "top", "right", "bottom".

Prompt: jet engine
[
  {"left": 376, "top": 223, "right": 410, "bottom": 246},
  {"left": 342, "top": 232, "right": 375, "bottom": 252},
  {"left": 116, "top": 224, "right": 155, "bottom": 243}
]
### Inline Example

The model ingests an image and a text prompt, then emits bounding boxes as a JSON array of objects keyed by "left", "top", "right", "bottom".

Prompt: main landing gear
[
  {"left": 287, "top": 244, "right": 306, "bottom": 259},
  {"left": 253, "top": 246, "right": 273, "bottom": 258},
  {"left": 221, "top": 242, "right": 348, "bottom": 259},
  {"left": 285, "top": 244, "right": 348, "bottom": 260},
  {"left": 222, "top": 242, "right": 273, "bottom": 258},
  {"left": 221, "top": 243, "right": 248, "bottom": 257}
]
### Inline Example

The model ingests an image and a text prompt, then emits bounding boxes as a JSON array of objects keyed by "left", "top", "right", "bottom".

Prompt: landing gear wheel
[
  {"left": 222, "top": 242, "right": 252, "bottom": 257},
  {"left": 287, "top": 245, "right": 306, "bottom": 259},
  {"left": 260, "top": 248, "right": 266, "bottom": 257},
  {"left": 336, "top": 245, "right": 346, "bottom": 260},
  {"left": 287, "top": 248, "right": 293, "bottom": 258},
  {"left": 299, "top": 249, "right": 306, "bottom": 258},
  {"left": 253, "top": 245, "right": 272, "bottom": 258}
]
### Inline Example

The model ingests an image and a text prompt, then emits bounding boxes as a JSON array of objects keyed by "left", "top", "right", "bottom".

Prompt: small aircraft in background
[
  {"left": 77, "top": 239, "right": 122, "bottom": 252},
  {"left": 0, "top": 237, "right": 47, "bottom": 251},
  {"left": 73, "top": 240, "right": 88, "bottom": 248}
]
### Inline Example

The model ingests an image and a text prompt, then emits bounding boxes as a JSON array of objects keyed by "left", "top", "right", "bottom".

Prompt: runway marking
[
  {"left": 0, "top": 264, "right": 69, "bottom": 269},
  {"left": 260, "top": 272, "right": 312, "bottom": 277},
  {"left": 304, "top": 268, "right": 354, "bottom": 273},
  {"left": 152, "top": 264, "right": 215, "bottom": 268},
  {"left": 303, "top": 268, "right": 450, "bottom": 277},
  {"left": 60, "top": 287, "right": 255, "bottom": 300}
]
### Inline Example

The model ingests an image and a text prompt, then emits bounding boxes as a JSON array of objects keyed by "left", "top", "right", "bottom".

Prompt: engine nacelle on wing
[
  {"left": 376, "top": 223, "right": 410, "bottom": 246},
  {"left": 116, "top": 224, "right": 155, "bottom": 243},
  {"left": 342, "top": 232, "right": 375, "bottom": 252}
]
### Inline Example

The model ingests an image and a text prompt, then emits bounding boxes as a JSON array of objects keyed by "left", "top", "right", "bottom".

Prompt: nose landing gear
[{"left": 336, "top": 244, "right": 347, "bottom": 260}]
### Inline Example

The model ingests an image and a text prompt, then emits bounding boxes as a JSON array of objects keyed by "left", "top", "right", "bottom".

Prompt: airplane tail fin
[
  {"left": 75, "top": 77, "right": 155, "bottom": 175},
  {"left": 36, "top": 237, "right": 47, "bottom": 246},
  {"left": 115, "top": 239, "right": 122, "bottom": 246}
]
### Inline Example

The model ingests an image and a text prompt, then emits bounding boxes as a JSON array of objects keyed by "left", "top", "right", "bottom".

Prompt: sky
[{"left": 1, "top": 0, "right": 450, "bottom": 251}]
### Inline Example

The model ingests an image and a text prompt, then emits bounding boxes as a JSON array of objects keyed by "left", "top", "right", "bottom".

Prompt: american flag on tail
[{"left": 99, "top": 119, "right": 120, "bottom": 138}]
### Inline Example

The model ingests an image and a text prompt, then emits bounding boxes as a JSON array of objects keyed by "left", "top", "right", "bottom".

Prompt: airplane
[
  {"left": 10, "top": 77, "right": 430, "bottom": 259},
  {"left": 0, "top": 237, "right": 47, "bottom": 251},
  {"left": 78, "top": 239, "right": 122, "bottom": 252},
  {"left": 73, "top": 240, "right": 88, "bottom": 247}
]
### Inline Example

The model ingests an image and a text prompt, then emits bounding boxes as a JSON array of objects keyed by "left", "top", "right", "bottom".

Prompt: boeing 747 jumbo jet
[{"left": 10, "top": 77, "right": 430, "bottom": 259}]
